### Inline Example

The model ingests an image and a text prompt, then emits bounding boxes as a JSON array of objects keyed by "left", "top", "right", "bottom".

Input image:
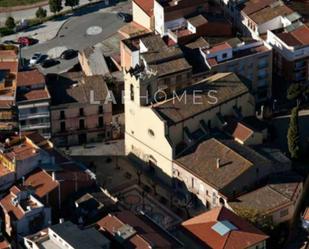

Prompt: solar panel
[{"left": 211, "top": 220, "right": 238, "bottom": 236}]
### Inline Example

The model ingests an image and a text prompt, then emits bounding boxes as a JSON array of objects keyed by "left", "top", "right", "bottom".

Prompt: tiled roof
[
  {"left": 149, "top": 57, "right": 191, "bottom": 77},
  {"left": 17, "top": 88, "right": 50, "bottom": 102},
  {"left": 224, "top": 120, "right": 254, "bottom": 142},
  {"left": 0, "top": 61, "right": 18, "bottom": 72},
  {"left": 277, "top": 24, "right": 309, "bottom": 47},
  {"left": 0, "top": 186, "right": 25, "bottom": 220},
  {"left": 5, "top": 139, "right": 39, "bottom": 161},
  {"left": 182, "top": 206, "right": 268, "bottom": 249},
  {"left": 0, "top": 50, "right": 18, "bottom": 61},
  {"left": 17, "top": 69, "right": 45, "bottom": 87},
  {"left": 176, "top": 138, "right": 253, "bottom": 191},
  {"left": 153, "top": 73, "right": 249, "bottom": 125},
  {"left": 241, "top": 0, "right": 276, "bottom": 16},
  {"left": 24, "top": 169, "right": 59, "bottom": 198},
  {"left": 249, "top": 3, "right": 293, "bottom": 24},
  {"left": 187, "top": 15, "right": 208, "bottom": 27},
  {"left": 47, "top": 73, "right": 109, "bottom": 106},
  {"left": 230, "top": 173, "right": 302, "bottom": 214},
  {"left": 98, "top": 211, "right": 180, "bottom": 249},
  {"left": 133, "top": 0, "right": 154, "bottom": 16}
]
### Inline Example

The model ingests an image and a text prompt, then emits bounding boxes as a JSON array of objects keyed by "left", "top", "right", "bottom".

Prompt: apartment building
[
  {"left": 125, "top": 70, "right": 256, "bottom": 183},
  {"left": 0, "top": 186, "right": 51, "bottom": 238},
  {"left": 24, "top": 221, "right": 110, "bottom": 249},
  {"left": 16, "top": 70, "right": 51, "bottom": 138},
  {"left": 181, "top": 206, "right": 268, "bottom": 249},
  {"left": 0, "top": 134, "right": 52, "bottom": 190},
  {"left": 267, "top": 23, "right": 309, "bottom": 83},
  {"left": 47, "top": 73, "right": 112, "bottom": 146},
  {"left": 199, "top": 37, "right": 273, "bottom": 102},
  {"left": 0, "top": 50, "right": 19, "bottom": 135},
  {"left": 240, "top": 0, "right": 301, "bottom": 39}
]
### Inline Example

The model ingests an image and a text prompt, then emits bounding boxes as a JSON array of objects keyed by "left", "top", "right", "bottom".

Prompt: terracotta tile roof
[
  {"left": 230, "top": 173, "right": 302, "bottom": 214},
  {"left": 153, "top": 73, "right": 249, "bottom": 125},
  {"left": 18, "top": 88, "right": 50, "bottom": 102},
  {"left": 278, "top": 25, "right": 309, "bottom": 46},
  {"left": 17, "top": 69, "right": 45, "bottom": 87},
  {"left": 24, "top": 169, "right": 59, "bottom": 198},
  {"left": 4, "top": 138, "right": 39, "bottom": 161},
  {"left": 0, "top": 61, "right": 18, "bottom": 72},
  {"left": 97, "top": 211, "right": 179, "bottom": 249},
  {"left": 0, "top": 239, "right": 10, "bottom": 249},
  {"left": 208, "top": 42, "right": 232, "bottom": 53},
  {"left": 176, "top": 138, "right": 253, "bottom": 191},
  {"left": 182, "top": 206, "right": 268, "bottom": 249},
  {"left": 0, "top": 186, "right": 24, "bottom": 220},
  {"left": 241, "top": 0, "right": 276, "bottom": 16},
  {"left": 133, "top": 0, "right": 154, "bottom": 17},
  {"left": 249, "top": 3, "right": 293, "bottom": 24},
  {"left": 225, "top": 120, "right": 254, "bottom": 143},
  {"left": 187, "top": 14, "right": 208, "bottom": 27}
]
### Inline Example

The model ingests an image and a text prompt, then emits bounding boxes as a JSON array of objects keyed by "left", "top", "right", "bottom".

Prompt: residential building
[
  {"left": 172, "top": 137, "right": 291, "bottom": 208},
  {"left": 199, "top": 37, "right": 273, "bottom": 102},
  {"left": 154, "top": 0, "right": 209, "bottom": 36},
  {"left": 181, "top": 206, "right": 269, "bottom": 249},
  {"left": 0, "top": 134, "right": 52, "bottom": 190},
  {"left": 267, "top": 23, "right": 309, "bottom": 83},
  {"left": 132, "top": 0, "right": 154, "bottom": 30},
  {"left": 97, "top": 210, "right": 183, "bottom": 249},
  {"left": 24, "top": 221, "right": 110, "bottom": 249},
  {"left": 302, "top": 208, "right": 309, "bottom": 230},
  {"left": 47, "top": 73, "right": 112, "bottom": 146},
  {"left": 0, "top": 50, "right": 19, "bottom": 134},
  {"left": 229, "top": 172, "right": 303, "bottom": 225},
  {"left": 16, "top": 70, "right": 51, "bottom": 138},
  {"left": 125, "top": 71, "right": 256, "bottom": 183},
  {"left": 0, "top": 186, "right": 51, "bottom": 239},
  {"left": 239, "top": 0, "right": 301, "bottom": 39}
]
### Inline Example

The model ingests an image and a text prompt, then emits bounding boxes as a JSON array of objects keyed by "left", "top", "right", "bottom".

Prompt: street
[{"left": 15, "top": 1, "right": 130, "bottom": 74}]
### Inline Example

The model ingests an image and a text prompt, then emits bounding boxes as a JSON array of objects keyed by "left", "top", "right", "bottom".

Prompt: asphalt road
[{"left": 20, "top": 9, "right": 126, "bottom": 74}]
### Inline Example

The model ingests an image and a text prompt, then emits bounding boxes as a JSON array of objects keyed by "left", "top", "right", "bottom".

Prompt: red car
[{"left": 17, "top": 37, "right": 35, "bottom": 46}]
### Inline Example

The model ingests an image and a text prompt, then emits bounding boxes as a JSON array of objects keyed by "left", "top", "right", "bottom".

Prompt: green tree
[
  {"left": 5, "top": 16, "right": 15, "bottom": 30},
  {"left": 35, "top": 7, "right": 47, "bottom": 20},
  {"left": 233, "top": 206, "right": 274, "bottom": 232},
  {"left": 287, "top": 83, "right": 303, "bottom": 101},
  {"left": 65, "top": 0, "right": 79, "bottom": 9},
  {"left": 287, "top": 106, "right": 300, "bottom": 159},
  {"left": 49, "top": 0, "right": 62, "bottom": 14}
]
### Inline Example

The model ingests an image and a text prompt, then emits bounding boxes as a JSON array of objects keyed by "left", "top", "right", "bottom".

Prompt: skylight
[{"left": 211, "top": 220, "right": 238, "bottom": 236}]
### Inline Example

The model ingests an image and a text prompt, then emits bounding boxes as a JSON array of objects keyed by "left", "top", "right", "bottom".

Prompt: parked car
[
  {"left": 2, "top": 40, "right": 18, "bottom": 45},
  {"left": 17, "top": 37, "right": 36, "bottom": 47},
  {"left": 41, "top": 59, "right": 60, "bottom": 68},
  {"left": 60, "top": 49, "right": 78, "bottom": 60},
  {"left": 29, "top": 53, "right": 45, "bottom": 65},
  {"left": 117, "top": 12, "right": 132, "bottom": 22}
]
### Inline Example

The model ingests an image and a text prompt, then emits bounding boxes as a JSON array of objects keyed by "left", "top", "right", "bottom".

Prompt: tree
[
  {"left": 287, "top": 106, "right": 300, "bottom": 159},
  {"left": 49, "top": 0, "right": 62, "bottom": 14},
  {"left": 287, "top": 83, "right": 303, "bottom": 101},
  {"left": 5, "top": 17, "right": 15, "bottom": 30},
  {"left": 233, "top": 206, "right": 274, "bottom": 232},
  {"left": 65, "top": 0, "right": 80, "bottom": 9},
  {"left": 36, "top": 7, "right": 47, "bottom": 20}
]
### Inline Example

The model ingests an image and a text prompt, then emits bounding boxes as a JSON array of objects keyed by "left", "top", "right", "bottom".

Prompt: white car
[{"left": 29, "top": 53, "right": 44, "bottom": 65}]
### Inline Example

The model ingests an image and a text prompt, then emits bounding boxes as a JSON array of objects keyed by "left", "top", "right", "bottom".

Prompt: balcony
[
  {"left": 19, "top": 112, "right": 50, "bottom": 121},
  {"left": 21, "top": 122, "right": 51, "bottom": 131}
]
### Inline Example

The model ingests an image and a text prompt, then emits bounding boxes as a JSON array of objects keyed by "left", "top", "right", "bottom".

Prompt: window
[
  {"left": 98, "top": 105, "right": 103, "bottom": 114},
  {"left": 164, "top": 78, "right": 171, "bottom": 85},
  {"left": 130, "top": 84, "right": 134, "bottom": 101},
  {"left": 60, "top": 110, "right": 65, "bottom": 119},
  {"left": 98, "top": 116, "right": 104, "bottom": 127},
  {"left": 222, "top": 53, "right": 227, "bottom": 59},
  {"left": 60, "top": 121, "right": 66, "bottom": 132},
  {"left": 79, "top": 119, "right": 85, "bottom": 129},
  {"left": 176, "top": 74, "right": 182, "bottom": 83},
  {"left": 148, "top": 129, "right": 155, "bottom": 137},
  {"left": 79, "top": 108, "right": 84, "bottom": 116}
]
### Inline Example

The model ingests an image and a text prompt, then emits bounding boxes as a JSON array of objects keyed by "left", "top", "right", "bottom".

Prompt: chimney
[
  {"left": 52, "top": 172, "right": 56, "bottom": 181},
  {"left": 216, "top": 158, "right": 221, "bottom": 169},
  {"left": 59, "top": 218, "right": 64, "bottom": 224}
]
